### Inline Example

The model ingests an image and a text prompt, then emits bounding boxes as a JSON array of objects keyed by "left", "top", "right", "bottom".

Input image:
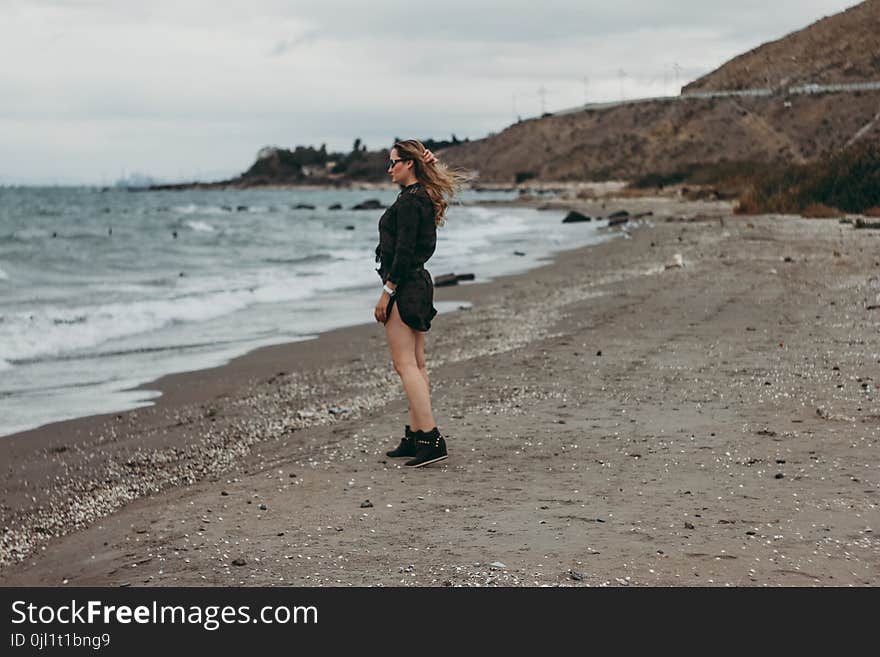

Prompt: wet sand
[{"left": 1, "top": 196, "right": 878, "bottom": 586}]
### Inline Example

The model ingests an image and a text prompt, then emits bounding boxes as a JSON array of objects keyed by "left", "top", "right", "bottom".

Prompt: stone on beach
[{"left": 664, "top": 253, "right": 685, "bottom": 269}]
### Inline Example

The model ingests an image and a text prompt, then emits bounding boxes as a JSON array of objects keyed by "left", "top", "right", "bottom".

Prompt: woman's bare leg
[
  {"left": 414, "top": 328, "right": 429, "bottom": 392},
  {"left": 408, "top": 329, "right": 429, "bottom": 428},
  {"left": 385, "top": 302, "right": 435, "bottom": 431}
]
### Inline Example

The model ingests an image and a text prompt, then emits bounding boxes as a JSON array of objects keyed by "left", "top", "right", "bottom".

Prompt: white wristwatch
[{"left": 383, "top": 284, "right": 396, "bottom": 296}]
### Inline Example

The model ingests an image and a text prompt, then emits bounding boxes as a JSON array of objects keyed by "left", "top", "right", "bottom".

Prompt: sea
[{"left": 0, "top": 186, "right": 615, "bottom": 437}]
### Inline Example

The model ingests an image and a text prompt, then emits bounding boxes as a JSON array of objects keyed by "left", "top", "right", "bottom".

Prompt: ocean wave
[
  {"left": 263, "top": 253, "right": 333, "bottom": 265},
  {"left": 168, "top": 203, "right": 277, "bottom": 216},
  {"left": 171, "top": 203, "right": 232, "bottom": 215},
  {"left": 0, "top": 260, "right": 376, "bottom": 366},
  {"left": 9, "top": 337, "right": 248, "bottom": 366},
  {"left": 185, "top": 220, "right": 216, "bottom": 232},
  {"left": 6, "top": 228, "right": 51, "bottom": 242},
  {"left": 463, "top": 206, "right": 501, "bottom": 222}
]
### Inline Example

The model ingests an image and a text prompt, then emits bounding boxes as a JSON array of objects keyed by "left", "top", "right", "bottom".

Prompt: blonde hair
[{"left": 392, "top": 139, "right": 471, "bottom": 227}]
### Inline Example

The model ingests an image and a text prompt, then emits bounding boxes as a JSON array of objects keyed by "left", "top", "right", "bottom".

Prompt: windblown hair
[{"left": 393, "top": 139, "right": 471, "bottom": 227}]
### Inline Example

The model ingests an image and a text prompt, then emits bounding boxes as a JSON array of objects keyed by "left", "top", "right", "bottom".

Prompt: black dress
[{"left": 375, "top": 182, "right": 439, "bottom": 332}]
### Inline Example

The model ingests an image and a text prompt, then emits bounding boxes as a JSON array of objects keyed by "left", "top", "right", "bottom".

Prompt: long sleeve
[{"left": 387, "top": 194, "right": 423, "bottom": 285}]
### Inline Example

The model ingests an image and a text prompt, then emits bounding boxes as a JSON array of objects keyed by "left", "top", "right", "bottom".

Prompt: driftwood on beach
[{"left": 433, "top": 273, "right": 475, "bottom": 287}]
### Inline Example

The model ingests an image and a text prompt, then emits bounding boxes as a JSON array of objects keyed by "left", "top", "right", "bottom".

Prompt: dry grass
[
  {"left": 735, "top": 141, "right": 880, "bottom": 215},
  {"left": 800, "top": 203, "right": 846, "bottom": 218}
]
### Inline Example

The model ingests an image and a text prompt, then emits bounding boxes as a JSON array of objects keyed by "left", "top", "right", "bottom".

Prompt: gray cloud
[
  {"left": 268, "top": 30, "right": 320, "bottom": 57},
  {"left": 0, "top": 0, "right": 862, "bottom": 184}
]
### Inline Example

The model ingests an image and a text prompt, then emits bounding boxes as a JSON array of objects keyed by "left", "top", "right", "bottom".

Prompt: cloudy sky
[{"left": 1, "top": 0, "right": 860, "bottom": 185}]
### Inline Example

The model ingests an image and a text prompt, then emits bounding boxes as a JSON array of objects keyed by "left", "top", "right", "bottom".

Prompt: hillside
[
  {"left": 683, "top": 0, "right": 880, "bottom": 92},
  {"left": 439, "top": 89, "right": 880, "bottom": 182},
  {"left": 439, "top": 1, "right": 880, "bottom": 184}
]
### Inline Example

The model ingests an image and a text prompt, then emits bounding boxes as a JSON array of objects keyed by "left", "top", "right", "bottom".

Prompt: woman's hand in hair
[{"left": 421, "top": 149, "right": 438, "bottom": 165}]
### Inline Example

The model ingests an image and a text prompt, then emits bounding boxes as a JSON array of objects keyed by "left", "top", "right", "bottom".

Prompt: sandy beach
[{"left": 1, "top": 195, "right": 878, "bottom": 587}]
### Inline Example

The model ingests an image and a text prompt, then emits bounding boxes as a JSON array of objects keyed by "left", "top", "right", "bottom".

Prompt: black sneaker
[
  {"left": 404, "top": 428, "right": 448, "bottom": 467},
  {"left": 386, "top": 425, "right": 417, "bottom": 458}
]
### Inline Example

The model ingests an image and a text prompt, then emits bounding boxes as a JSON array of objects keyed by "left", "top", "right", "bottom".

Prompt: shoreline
[
  {"left": 0, "top": 192, "right": 613, "bottom": 441},
  {"left": 2, "top": 195, "right": 878, "bottom": 586},
  {"left": 0, "top": 195, "right": 623, "bottom": 442}
]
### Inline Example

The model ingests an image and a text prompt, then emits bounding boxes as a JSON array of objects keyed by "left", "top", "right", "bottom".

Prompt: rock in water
[
  {"left": 352, "top": 199, "right": 384, "bottom": 210},
  {"left": 562, "top": 211, "right": 592, "bottom": 223}
]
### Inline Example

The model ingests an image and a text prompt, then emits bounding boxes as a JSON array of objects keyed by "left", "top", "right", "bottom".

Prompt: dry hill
[
  {"left": 683, "top": 0, "right": 880, "bottom": 92},
  {"left": 441, "top": 1, "right": 880, "bottom": 184}
]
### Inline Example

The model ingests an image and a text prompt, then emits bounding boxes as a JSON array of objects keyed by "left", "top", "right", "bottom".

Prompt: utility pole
[
  {"left": 537, "top": 85, "right": 548, "bottom": 114},
  {"left": 673, "top": 62, "right": 681, "bottom": 93},
  {"left": 583, "top": 76, "right": 589, "bottom": 105}
]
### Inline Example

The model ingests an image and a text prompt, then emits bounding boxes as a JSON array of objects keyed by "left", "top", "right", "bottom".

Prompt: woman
[{"left": 374, "top": 139, "right": 469, "bottom": 467}]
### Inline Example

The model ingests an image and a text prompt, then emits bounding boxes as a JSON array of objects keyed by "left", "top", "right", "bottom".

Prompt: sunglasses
[{"left": 388, "top": 158, "right": 411, "bottom": 169}]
